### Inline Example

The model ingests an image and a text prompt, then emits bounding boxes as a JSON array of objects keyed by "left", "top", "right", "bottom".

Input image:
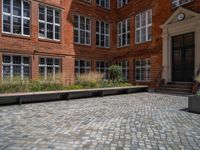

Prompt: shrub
[
  {"left": 109, "top": 65, "right": 123, "bottom": 83},
  {"left": 76, "top": 72, "right": 104, "bottom": 88}
]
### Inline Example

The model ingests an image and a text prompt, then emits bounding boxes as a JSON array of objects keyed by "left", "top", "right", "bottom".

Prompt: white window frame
[
  {"left": 39, "top": 57, "right": 61, "bottom": 81},
  {"left": 96, "top": 0, "right": 110, "bottom": 9},
  {"left": 172, "top": 0, "right": 193, "bottom": 8},
  {"left": 135, "top": 9, "right": 152, "bottom": 44},
  {"left": 2, "top": 0, "right": 30, "bottom": 36},
  {"left": 38, "top": 5, "right": 61, "bottom": 41},
  {"left": 117, "top": 18, "right": 130, "bottom": 48},
  {"left": 135, "top": 58, "right": 151, "bottom": 81},
  {"left": 75, "top": 59, "right": 91, "bottom": 75},
  {"left": 2, "top": 55, "right": 30, "bottom": 81},
  {"left": 96, "top": 20, "right": 110, "bottom": 48},
  {"left": 74, "top": 15, "right": 91, "bottom": 45}
]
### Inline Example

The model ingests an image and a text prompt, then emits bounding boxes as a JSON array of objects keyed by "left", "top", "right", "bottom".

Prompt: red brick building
[{"left": 0, "top": 0, "right": 200, "bottom": 89}]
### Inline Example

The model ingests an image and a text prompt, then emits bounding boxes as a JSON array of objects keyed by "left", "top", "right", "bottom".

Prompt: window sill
[
  {"left": 38, "top": 38, "right": 61, "bottom": 44},
  {"left": 135, "top": 40, "right": 152, "bottom": 46},
  {"left": 74, "top": 43, "right": 92, "bottom": 47},
  {"left": 96, "top": 46, "right": 110, "bottom": 50},
  {"left": 117, "top": 45, "right": 130, "bottom": 49},
  {"left": 1, "top": 33, "right": 31, "bottom": 40}
]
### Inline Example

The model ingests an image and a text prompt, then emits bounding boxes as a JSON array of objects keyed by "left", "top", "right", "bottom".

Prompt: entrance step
[{"left": 158, "top": 82, "right": 193, "bottom": 95}]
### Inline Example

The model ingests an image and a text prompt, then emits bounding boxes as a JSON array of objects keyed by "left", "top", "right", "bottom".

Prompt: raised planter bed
[
  {"left": 0, "top": 86, "right": 148, "bottom": 106},
  {"left": 188, "top": 95, "right": 200, "bottom": 113}
]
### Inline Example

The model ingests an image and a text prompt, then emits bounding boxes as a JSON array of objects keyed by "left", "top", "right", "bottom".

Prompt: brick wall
[{"left": 0, "top": 0, "right": 200, "bottom": 86}]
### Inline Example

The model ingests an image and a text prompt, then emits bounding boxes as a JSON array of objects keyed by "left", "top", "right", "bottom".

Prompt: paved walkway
[{"left": 0, "top": 93, "right": 200, "bottom": 150}]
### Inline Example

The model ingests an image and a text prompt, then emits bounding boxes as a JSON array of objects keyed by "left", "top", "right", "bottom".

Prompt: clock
[{"left": 177, "top": 13, "right": 185, "bottom": 21}]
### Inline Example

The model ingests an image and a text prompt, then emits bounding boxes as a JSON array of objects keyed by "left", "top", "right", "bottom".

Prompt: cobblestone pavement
[{"left": 0, "top": 93, "right": 200, "bottom": 150}]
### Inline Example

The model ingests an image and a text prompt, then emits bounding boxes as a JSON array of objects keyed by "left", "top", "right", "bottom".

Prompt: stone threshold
[{"left": 0, "top": 86, "right": 148, "bottom": 106}]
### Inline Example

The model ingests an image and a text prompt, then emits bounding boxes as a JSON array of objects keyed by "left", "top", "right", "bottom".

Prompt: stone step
[
  {"left": 167, "top": 82, "right": 193, "bottom": 86},
  {"left": 157, "top": 89, "right": 193, "bottom": 96},
  {"left": 159, "top": 87, "right": 192, "bottom": 93},
  {"left": 163, "top": 84, "right": 192, "bottom": 89}
]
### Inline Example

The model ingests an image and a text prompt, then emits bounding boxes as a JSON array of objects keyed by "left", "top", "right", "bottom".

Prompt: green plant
[{"left": 109, "top": 65, "right": 123, "bottom": 83}]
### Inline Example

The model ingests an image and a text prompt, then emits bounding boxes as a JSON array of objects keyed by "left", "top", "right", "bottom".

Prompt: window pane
[
  {"left": 13, "top": 0, "right": 21, "bottom": 16},
  {"left": 13, "top": 56, "right": 21, "bottom": 64},
  {"left": 3, "top": 0, "right": 11, "bottom": 13},
  {"left": 39, "top": 22, "right": 45, "bottom": 37},
  {"left": 47, "top": 8, "right": 53, "bottom": 23},
  {"left": 3, "top": 56, "right": 11, "bottom": 63},
  {"left": 47, "top": 24, "right": 53, "bottom": 39},
  {"left": 13, "top": 17, "right": 21, "bottom": 34},
  {"left": 23, "top": 1, "right": 30, "bottom": 17},
  {"left": 39, "top": 6, "right": 45, "bottom": 21},
  {"left": 23, "top": 19, "right": 30, "bottom": 35},
  {"left": 3, "top": 15, "right": 11, "bottom": 32}
]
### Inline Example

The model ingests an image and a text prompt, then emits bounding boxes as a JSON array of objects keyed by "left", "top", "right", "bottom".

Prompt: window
[
  {"left": 117, "top": 0, "right": 130, "bottom": 8},
  {"left": 172, "top": 0, "right": 193, "bottom": 8},
  {"left": 96, "top": 0, "right": 110, "bottom": 9},
  {"left": 118, "top": 60, "right": 129, "bottom": 81},
  {"left": 75, "top": 59, "right": 91, "bottom": 75},
  {"left": 2, "top": 0, "right": 30, "bottom": 35},
  {"left": 2, "top": 55, "right": 30, "bottom": 81},
  {"left": 96, "top": 21, "right": 110, "bottom": 48},
  {"left": 135, "top": 58, "right": 151, "bottom": 81},
  {"left": 74, "top": 15, "right": 91, "bottom": 45},
  {"left": 96, "top": 60, "right": 109, "bottom": 78},
  {"left": 39, "top": 6, "right": 60, "bottom": 40},
  {"left": 135, "top": 9, "right": 152, "bottom": 44},
  {"left": 39, "top": 57, "right": 61, "bottom": 80},
  {"left": 117, "top": 18, "right": 130, "bottom": 47}
]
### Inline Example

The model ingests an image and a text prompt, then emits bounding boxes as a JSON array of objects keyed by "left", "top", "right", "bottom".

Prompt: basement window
[
  {"left": 75, "top": 59, "right": 91, "bottom": 75},
  {"left": 39, "top": 57, "right": 61, "bottom": 81},
  {"left": 2, "top": 55, "right": 30, "bottom": 81},
  {"left": 135, "top": 58, "right": 151, "bottom": 81},
  {"left": 96, "top": 60, "right": 109, "bottom": 79}
]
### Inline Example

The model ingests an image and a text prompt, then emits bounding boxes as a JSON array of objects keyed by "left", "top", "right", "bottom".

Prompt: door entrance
[{"left": 172, "top": 32, "right": 195, "bottom": 82}]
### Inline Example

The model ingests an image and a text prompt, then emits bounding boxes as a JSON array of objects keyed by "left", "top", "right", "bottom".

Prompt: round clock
[{"left": 177, "top": 13, "right": 185, "bottom": 21}]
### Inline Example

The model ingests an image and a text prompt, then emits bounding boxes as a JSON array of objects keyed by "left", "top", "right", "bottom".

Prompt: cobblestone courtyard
[{"left": 0, "top": 93, "right": 200, "bottom": 150}]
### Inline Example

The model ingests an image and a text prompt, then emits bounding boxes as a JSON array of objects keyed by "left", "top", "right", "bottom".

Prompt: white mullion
[
  {"left": 21, "top": 56, "right": 24, "bottom": 80},
  {"left": 44, "top": 58, "right": 47, "bottom": 80},
  {"left": 53, "top": 58, "right": 55, "bottom": 80},
  {"left": 10, "top": 56, "right": 13, "bottom": 80}
]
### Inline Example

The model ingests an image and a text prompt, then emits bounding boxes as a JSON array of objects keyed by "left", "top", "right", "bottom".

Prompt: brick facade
[{"left": 0, "top": 0, "right": 200, "bottom": 87}]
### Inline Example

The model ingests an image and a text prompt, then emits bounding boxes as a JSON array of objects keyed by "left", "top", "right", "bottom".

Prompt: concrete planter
[
  {"left": 188, "top": 95, "right": 200, "bottom": 113},
  {"left": 0, "top": 86, "right": 148, "bottom": 106}
]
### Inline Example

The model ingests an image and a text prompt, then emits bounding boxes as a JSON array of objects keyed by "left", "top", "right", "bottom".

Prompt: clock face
[{"left": 177, "top": 13, "right": 185, "bottom": 21}]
